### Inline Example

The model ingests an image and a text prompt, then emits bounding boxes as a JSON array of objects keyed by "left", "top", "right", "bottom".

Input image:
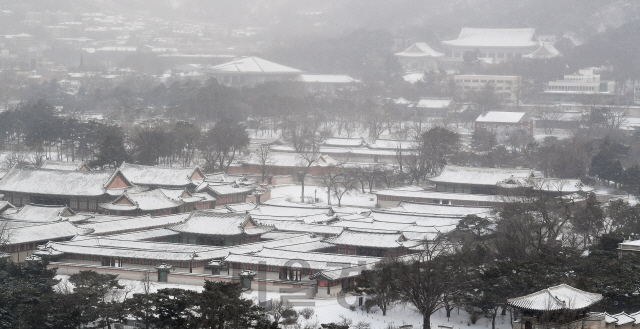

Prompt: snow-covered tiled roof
[
  {"left": 260, "top": 231, "right": 305, "bottom": 240},
  {"left": 223, "top": 248, "right": 380, "bottom": 271},
  {"left": 225, "top": 202, "right": 258, "bottom": 212},
  {"left": 204, "top": 183, "right": 254, "bottom": 196},
  {"left": 45, "top": 238, "right": 218, "bottom": 262},
  {"left": 0, "top": 201, "right": 14, "bottom": 213},
  {"left": 442, "top": 28, "right": 538, "bottom": 48},
  {"left": 507, "top": 284, "right": 602, "bottom": 311},
  {"left": 208, "top": 56, "right": 302, "bottom": 74},
  {"left": 415, "top": 98, "right": 452, "bottom": 109},
  {"left": 1, "top": 204, "right": 92, "bottom": 223},
  {"left": 628, "top": 311, "right": 640, "bottom": 325},
  {"left": 119, "top": 163, "right": 202, "bottom": 187},
  {"left": 41, "top": 160, "right": 88, "bottom": 171},
  {"left": 523, "top": 42, "right": 561, "bottom": 59},
  {"left": 310, "top": 263, "right": 374, "bottom": 281},
  {"left": 606, "top": 313, "right": 636, "bottom": 326},
  {"left": 170, "top": 211, "right": 273, "bottom": 236},
  {"left": 79, "top": 213, "right": 189, "bottom": 235},
  {"left": 383, "top": 201, "right": 493, "bottom": 217},
  {"left": 376, "top": 187, "right": 501, "bottom": 204},
  {"left": 0, "top": 166, "right": 116, "bottom": 196},
  {"left": 475, "top": 111, "right": 528, "bottom": 123},
  {"left": 367, "top": 139, "right": 417, "bottom": 150},
  {"left": 100, "top": 189, "right": 183, "bottom": 212},
  {"left": 7, "top": 221, "right": 91, "bottom": 245},
  {"left": 46, "top": 234, "right": 325, "bottom": 262},
  {"left": 395, "top": 42, "right": 444, "bottom": 57},
  {"left": 325, "top": 229, "right": 407, "bottom": 248},
  {"left": 323, "top": 138, "right": 366, "bottom": 147},
  {"left": 103, "top": 228, "right": 179, "bottom": 241},
  {"left": 255, "top": 219, "right": 343, "bottom": 235},
  {"left": 498, "top": 177, "right": 593, "bottom": 194},
  {"left": 159, "top": 189, "right": 202, "bottom": 203},
  {"left": 252, "top": 213, "right": 336, "bottom": 224},
  {"left": 248, "top": 203, "right": 333, "bottom": 218},
  {"left": 298, "top": 74, "right": 360, "bottom": 83},
  {"left": 275, "top": 240, "right": 335, "bottom": 252},
  {"left": 240, "top": 152, "right": 339, "bottom": 167},
  {"left": 429, "top": 165, "right": 533, "bottom": 186}
]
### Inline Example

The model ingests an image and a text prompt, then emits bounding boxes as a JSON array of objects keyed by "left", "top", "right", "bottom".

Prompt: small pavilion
[{"left": 508, "top": 284, "right": 603, "bottom": 329}]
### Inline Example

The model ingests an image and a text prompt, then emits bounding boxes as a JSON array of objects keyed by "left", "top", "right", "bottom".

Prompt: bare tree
[
  {"left": 320, "top": 164, "right": 344, "bottom": 205},
  {"left": 255, "top": 143, "right": 274, "bottom": 184},
  {"left": 535, "top": 105, "right": 563, "bottom": 135},
  {"left": 393, "top": 238, "right": 458, "bottom": 329},
  {"left": 296, "top": 135, "right": 322, "bottom": 202},
  {"left": 331, "top": 173, "right": 358, "bottom": 207}
]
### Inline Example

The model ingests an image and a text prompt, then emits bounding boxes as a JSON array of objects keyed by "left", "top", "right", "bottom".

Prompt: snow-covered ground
[{"left": 268, "top": 184, "right": 377, "bottom": 209}]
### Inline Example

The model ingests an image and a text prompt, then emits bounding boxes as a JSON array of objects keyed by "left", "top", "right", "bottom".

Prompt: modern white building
[
  {"left": 546, "top": 68, "right": 615, "bottom": 94},
  {"left": 454, "top": 74, "right": 521, "bottom": 102}
]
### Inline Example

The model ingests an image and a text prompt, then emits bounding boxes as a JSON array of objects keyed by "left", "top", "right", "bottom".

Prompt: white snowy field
[
  {"left": 56, "top": 275, "right": 511, "bottom": 329},
  {"left": 268, "top": 184, "right": 378, "bottom": 209}
]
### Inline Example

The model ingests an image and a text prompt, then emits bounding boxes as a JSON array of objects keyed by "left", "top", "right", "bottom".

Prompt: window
[
  {"left": 79, "top": 199, "right": 87, "bottom": 210},
  {"left": 88, "top": 201, "right": 97, "bottom": 211},
  {"left": 70, "top": 199, "right": 78, "bottom": 209}
]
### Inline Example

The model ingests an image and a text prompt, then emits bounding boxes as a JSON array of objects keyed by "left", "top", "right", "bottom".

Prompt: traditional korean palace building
[
  {"left": 1, "top": 219, "right": 92, "bottom": 262},
  {"left": 118, "top": 163, "right": 204, "bottom": 189},
  {"left": 0, "top": 166, "right": 132, "bottom": 211},
  {"left": 442, "top": 28, "right": 540, "bottom": 62},
  {"left": 0, "top": 203, "right": 92, "bottom": 223},
  {"left": 394, "top": 42, "right": 444, "bottom": 72},
  {"left": 429, "top": 165, "right": 535, "bottom": 195},
  {"left": 508, "top": 284, "right": 603, "bottom": 329},
  {"left": 325, "top": 229, "right": 420, "bottom": 258},
  {"left": 264, "top": 140, "right": 416, "bottom": 168},
  {"left": 194, "top": 181, "right": 256, "bottom": 206},
  {"left": 169, "top": 211, "right": 273, "bottom": 246},
  {"left": 475, "top": 111, "right": 534, "bottom": 138},
  {"left": 375, "top": 185, "right": 502, "bottom": 207},
  {"left": 414, "top": 98, "right": 455, "bottom": 117},
  {"left": 36, "top": 233, "right": 377, "bottom": 298},
  {"left": 205, "top": 56, "right": 303, "bottom": 88},
  {"left": 228, "top": 153, "right": 340, "bottom": 180},
  {"left": 99, "top": 188, "right": 206, "bottom": 216}
]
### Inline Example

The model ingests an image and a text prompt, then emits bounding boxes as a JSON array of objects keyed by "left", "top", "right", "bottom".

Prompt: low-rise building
[
  {"left": 0, "top": 166, "right": 132, "bottom": 211},
  {"left": 414, "top": 98, "right": 455, "bottom": 117},
  {"left": 475, "top": 111, "right": 533, "bottom": 138},
  {"left": 454, "top": 74, "right": 521, "bottom": 102},
  {"left": 205, "top": 56, "right": 303, "bottom": 87},
  {"left": 546, "top": 68, "right": 615, "bottom": 96}
]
